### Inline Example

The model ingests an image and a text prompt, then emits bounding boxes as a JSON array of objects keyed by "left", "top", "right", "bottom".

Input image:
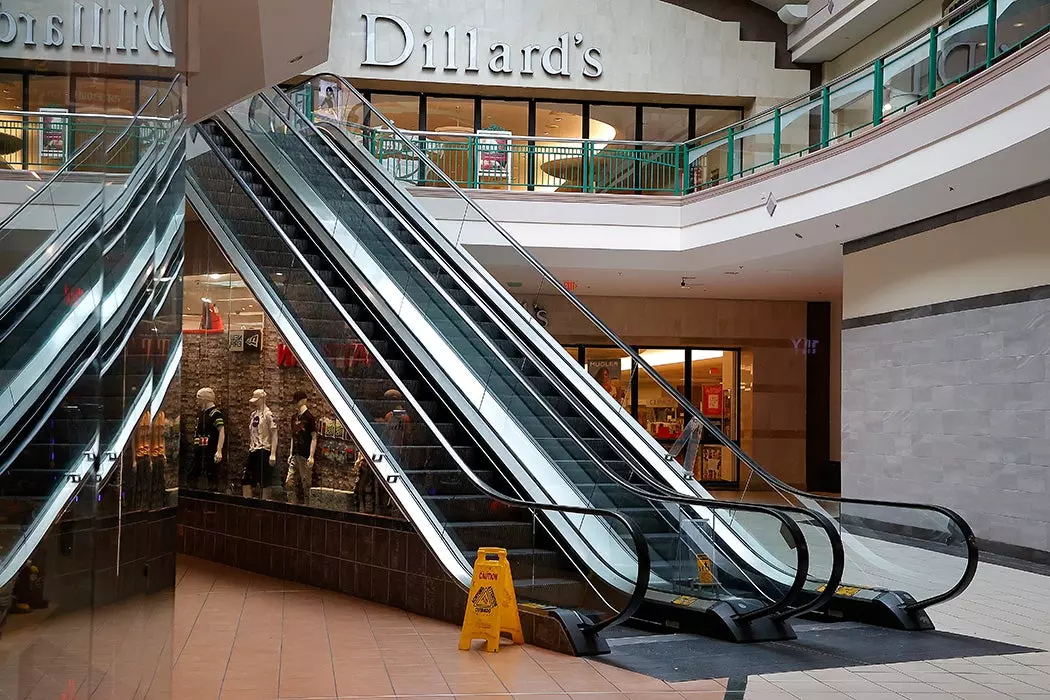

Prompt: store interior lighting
[{"left": 621, "top": 348, "right": 723, "bottom": 372}]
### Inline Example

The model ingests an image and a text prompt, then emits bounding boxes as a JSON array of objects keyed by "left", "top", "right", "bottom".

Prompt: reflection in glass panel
[
  {"left": 590, "top": 104, "right": 636, "bottom": 193},
  {"left": 76, "top": 77, "right": 139, "bottom": 169},
  {"left": 0, "top": 74, "right": 23, "bottom": 169},
  {"left": 28, "top": 75, "right": 70, "bottom": 170}
]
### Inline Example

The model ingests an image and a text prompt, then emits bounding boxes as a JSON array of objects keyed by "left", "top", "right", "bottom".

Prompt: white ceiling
[{"left": 474, "top": 241, "right": 844, "bottom": 300}]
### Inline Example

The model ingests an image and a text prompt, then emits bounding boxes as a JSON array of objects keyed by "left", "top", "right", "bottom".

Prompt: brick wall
[{"left": 842, "top": 297, "right": 1050, "bottom": 558}]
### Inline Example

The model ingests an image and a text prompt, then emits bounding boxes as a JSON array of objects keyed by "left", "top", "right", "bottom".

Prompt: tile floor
[{"left": 173, "top": 556, "right": 1050, "bottom": 700}]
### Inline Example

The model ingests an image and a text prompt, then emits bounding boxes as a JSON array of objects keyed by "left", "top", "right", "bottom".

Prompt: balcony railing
[{"left": 302, "top": 0, "right": 1049, "bottom": 196}]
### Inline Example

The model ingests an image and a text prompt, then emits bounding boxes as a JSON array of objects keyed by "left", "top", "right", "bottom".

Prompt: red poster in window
[{"left": 702, "top": 385, "right": 723, "bottom": 417}]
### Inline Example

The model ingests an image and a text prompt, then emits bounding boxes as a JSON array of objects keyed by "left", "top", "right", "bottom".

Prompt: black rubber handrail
[
  {"left": 193, "top": 119, "right": 651, "bottom": 642},
  {"left": 255, "top": 87, "right": 842, "bottom": 624},
  {"left": 283, "top": 73, "right": 979, "bottom": 613}
]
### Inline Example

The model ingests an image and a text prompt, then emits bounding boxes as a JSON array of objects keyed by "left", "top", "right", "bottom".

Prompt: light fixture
[
  {"left": 620, "top": 349, "right": 723, "bottom": 372},
  {"left": 209, "top": 273, "right": 222, "bottom": 280},
  {"left": 1014, "top": 21, "right": 1025, "bottom": 26},
  {"left": 275, "top": 272, "right": 284, "bottom": 276}
]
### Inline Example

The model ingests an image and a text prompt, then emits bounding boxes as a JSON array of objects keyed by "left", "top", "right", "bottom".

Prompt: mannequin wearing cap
[
  {"left": 286, "top": 390, "right": 317, "bottom": 505},
  {"left": 243, "top": 389, "right": 278, "bottom": 499},
  {"left": 190, "top": 388, "right": 225, "bottom": 490}
]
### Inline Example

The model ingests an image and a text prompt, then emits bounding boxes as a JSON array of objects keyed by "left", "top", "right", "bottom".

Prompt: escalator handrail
[
  {"left": 312, "top": 119, "right": 844, "bottom": 621},
  {"left": 255, "top": 88, "right": 838, "bottom": 624},
  {"left": 192, "top": 120, "right": 651, "bottom": 638},
  {"left": 286, "top": 72, "right": 980, "bottom": 612}
]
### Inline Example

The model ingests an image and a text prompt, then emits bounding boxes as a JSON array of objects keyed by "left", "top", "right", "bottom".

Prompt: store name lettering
[
  {"left": 363, "top": 14, "right": 603, "bottom": 80},
  {"left": 0, "top": 1, "right": 173, "bottom": 55}
]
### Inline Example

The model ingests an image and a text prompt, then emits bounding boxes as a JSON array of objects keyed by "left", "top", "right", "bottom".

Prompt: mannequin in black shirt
[
  {"left": 286, "top": 390, "right": 317, "bottom": 505},
  {"left": 190, "top": 387, "right": 225, "bottom": 490}
]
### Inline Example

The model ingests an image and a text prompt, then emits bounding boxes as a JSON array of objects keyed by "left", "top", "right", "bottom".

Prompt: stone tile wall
[{"left": 842, "top": 297, "right": 1050, "bottom": 557}]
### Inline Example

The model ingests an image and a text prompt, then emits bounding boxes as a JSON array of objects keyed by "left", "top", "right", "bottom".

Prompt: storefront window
[
  {"left": 371, "top": 93, "right": 421, "bottom": 131},
  {"left": 693, "top": 108, "right": 742, "bottom": 138},
  {"left": 635, "top": 349, "right": 687, "bottom": 444},
  {"left": 535, "top": 102, "right": 584, "bottom": 192},
  {"left": 590, "top": 104, "right": 637, "bottom": 193},
  {"left": 0, "top": 74, "right": 23, "bottom": 169},
  {"left": 642, "top": 107, "right": 689, "bottom": 142},
  {"left": 583, "top": 347, "right": 633, "bottom": 411},
  {"left": 690, "top": 349, "right": 739, "bottom": 484},
  {"left": 425, "top": 97, "right": 474, "bottom": 187},
  {"left": 479, "top": 99, "right": 528, "bottom": 191}
]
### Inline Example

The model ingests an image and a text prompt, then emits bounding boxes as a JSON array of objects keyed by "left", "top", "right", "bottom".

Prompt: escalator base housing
[{"left": 820, "top": 592, "right": 935, "bottom": 631}]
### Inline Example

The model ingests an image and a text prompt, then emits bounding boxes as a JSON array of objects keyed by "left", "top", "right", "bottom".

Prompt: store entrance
[{"left": 563, "top": 345, "right": 743, "bottom": 489}]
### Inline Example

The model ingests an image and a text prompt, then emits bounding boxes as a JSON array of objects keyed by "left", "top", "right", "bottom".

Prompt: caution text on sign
[{"left": 458, "top": 547, "right": 524, "bottom": 653}]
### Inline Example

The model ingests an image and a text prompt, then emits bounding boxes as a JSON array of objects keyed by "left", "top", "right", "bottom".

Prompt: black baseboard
[{"left": 978, "top": 539, "right": 1050, "bottom": 576}]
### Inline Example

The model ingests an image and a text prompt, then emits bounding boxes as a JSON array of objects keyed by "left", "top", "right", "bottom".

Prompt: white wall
[
  {"left": 315, "top": 0, "right": 811, "bottom": 101},
  {"left": 842, "top": 196, "right": 1050, "bottom": 319}
]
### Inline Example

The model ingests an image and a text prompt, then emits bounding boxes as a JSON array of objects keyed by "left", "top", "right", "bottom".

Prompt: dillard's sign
[
  {"left": 363, "top": 13, "right": 603, "bottom": 80},
  {"left": 0, "top": 1, "right": 173, "bottom": 56}
]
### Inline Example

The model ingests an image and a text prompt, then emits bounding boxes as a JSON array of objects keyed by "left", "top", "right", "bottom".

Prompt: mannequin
[
  {"left": 191, "top": 387, "right": 225, "bottom": 491},
  {"left": 243, "top": 389, "right": 278, "bottom": 499},
  {"left": 286, "top": 390, "right": 317, "bottom": 505}
]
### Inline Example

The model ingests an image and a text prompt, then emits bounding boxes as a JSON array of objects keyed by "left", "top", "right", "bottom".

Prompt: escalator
[
  {"left": 0, "top": 79, "right": 185, "bottom": 597},
  {"left": 281, "top": 76, "right": 978, "bottom": 632},
  {"left": 188, "top": 109, "right": 844, "bottom": 650}
]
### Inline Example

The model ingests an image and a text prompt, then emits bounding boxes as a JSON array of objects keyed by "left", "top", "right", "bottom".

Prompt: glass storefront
[
  {"left": 178, "top": 227, "right": 398, "bottom": 516},
  {"left": 571, "top": 345, "right": 742, "bottom": 486}
]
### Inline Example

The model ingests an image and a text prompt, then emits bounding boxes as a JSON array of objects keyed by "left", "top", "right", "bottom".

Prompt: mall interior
[{"left": 0, "top": 0, "right": 1049, "bottom": 697}]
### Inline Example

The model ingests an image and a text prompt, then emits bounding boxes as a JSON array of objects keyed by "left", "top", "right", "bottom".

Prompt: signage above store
[
  {"left": 362, "top": 13, "right": 603, "bottom": 80},
  {"left": 0, "top": 0, "right": 174, "bottom": 60}
]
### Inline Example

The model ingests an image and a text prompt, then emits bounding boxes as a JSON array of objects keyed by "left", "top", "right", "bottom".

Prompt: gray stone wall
[{"left": 842, "top": 297, "right": 1050, "bottom": 555}]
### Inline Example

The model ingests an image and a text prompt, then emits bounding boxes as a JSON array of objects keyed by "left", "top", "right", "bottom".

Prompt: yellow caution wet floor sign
[
  {"left": 458, "top": 547, "right": 524, "bottom": 653},
  {"left": 696, "top": 554, "right": 715, "bottom": 585}
]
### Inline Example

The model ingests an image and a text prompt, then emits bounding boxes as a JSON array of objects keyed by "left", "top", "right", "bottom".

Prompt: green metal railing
[
  {"left": 305, "top": 0, "right": 1049, "bottom": 196},
  {"left": 0, "top": 114, "right": 163, "bottom": 172}
]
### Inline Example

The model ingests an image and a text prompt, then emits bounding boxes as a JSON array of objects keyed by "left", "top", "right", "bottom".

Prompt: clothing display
[
  {"left": 243, "top": 449, "right": 274, "bottom": 488},
  {"left": 248, "top": 406, "right": 276, "bottom": 452},
  {"left": 291, "top": 408, "right": 316, "bottom": 457},
  {"left": 190, "top": 404, "right": 225, "bottom": 488},
  {"left": 287, "top": 454, "right": 313, "bottom": 504}
]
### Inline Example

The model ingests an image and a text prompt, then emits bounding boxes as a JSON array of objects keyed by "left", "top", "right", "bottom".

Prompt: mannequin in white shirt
[{"left": 243, "top": 389, "right": 278, "bottom": 499}]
